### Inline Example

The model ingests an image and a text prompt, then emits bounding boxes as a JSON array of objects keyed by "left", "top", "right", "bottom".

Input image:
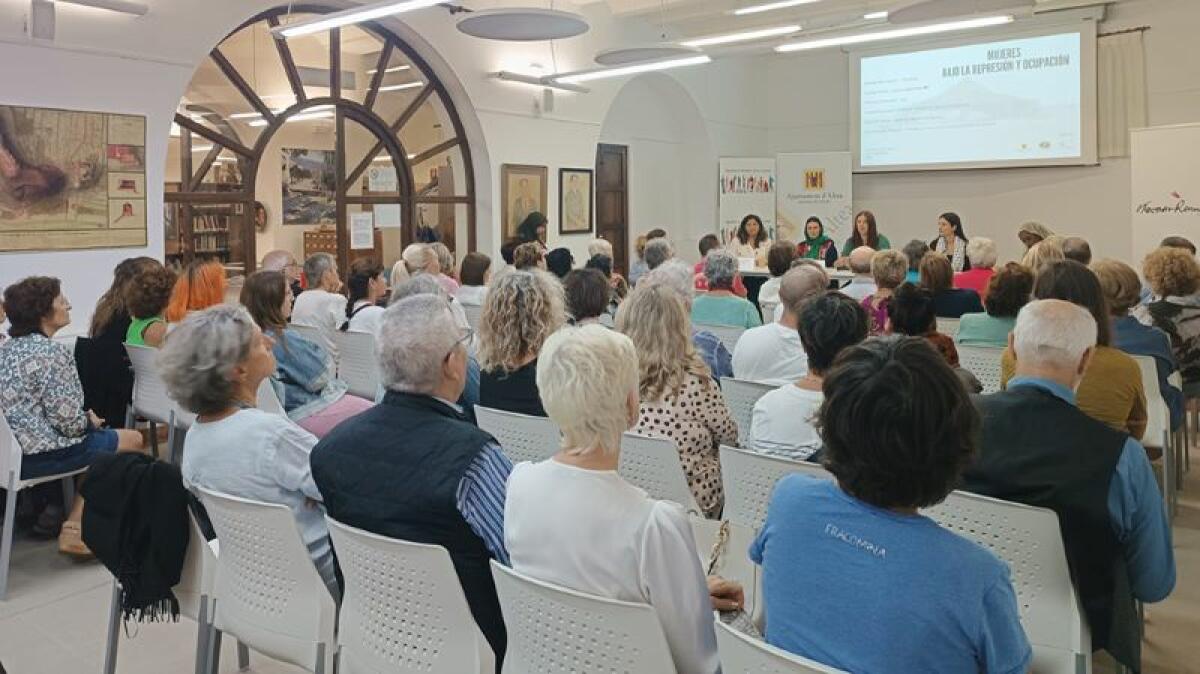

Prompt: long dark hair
[
  {"left": 939, "top": 212, "right": 968, "bottom": 243},
  {"left": 851, "top": 210, "right": 880, "bottom": 249},
  {"left": 517, "top": 212, "right": 547, "bottom": 243},
  {"left": 241, "top": 270, "right": 289, "bottom": 335},
  {"left": 737, "top": 214, "right": 768, "bottom": 247},
  {"left": 344, "top": 257, "right": 384, "bottom": 322},
  {"left": 90, "top": 256, "right": 159, "bottom": 336},
  {"left": 1032, "top": 260, "right": 1112, "bottom": 347}
]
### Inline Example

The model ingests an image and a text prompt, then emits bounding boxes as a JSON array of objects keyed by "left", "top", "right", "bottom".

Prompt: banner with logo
[
  {"left": 718, "top": 158, "right": 776, "bottom": 242},
  {"left": 776, "top": 152, "right": 853, "bottom": 246},
  {"left": 1131, "top": 124, "right": 1200, "bottom": 266}
]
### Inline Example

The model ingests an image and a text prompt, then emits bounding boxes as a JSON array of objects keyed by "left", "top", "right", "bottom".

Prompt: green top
[
  {"left": 125, "top": 316, "right": 165, "bottom": 346},
  {"left": 691, "top": 294, "right": 763, "bottom": 330},
  {"left": 841, "top": 233, "right": 891, "bottom": 256},
  {"left": 955, "top": 313, "right": 1014, "bottom": 348}
]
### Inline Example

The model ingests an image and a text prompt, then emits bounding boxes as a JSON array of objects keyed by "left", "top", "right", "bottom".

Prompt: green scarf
[{"left": 801, "top": 230, "right": 831, "bottom": 259}]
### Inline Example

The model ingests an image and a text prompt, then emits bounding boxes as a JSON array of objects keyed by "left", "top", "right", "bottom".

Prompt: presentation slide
[{"left": 858, "top": 32, "right": 1083, "bottom": 169}]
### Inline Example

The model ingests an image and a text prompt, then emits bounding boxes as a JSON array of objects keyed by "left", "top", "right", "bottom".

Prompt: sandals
[{"left": 57, "top": 521, "right": 94, "bottom": 559}]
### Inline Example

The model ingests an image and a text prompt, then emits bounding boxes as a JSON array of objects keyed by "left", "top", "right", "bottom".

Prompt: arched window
[{"left": 165, "top": 5, "right": 475, "bottom": 277}]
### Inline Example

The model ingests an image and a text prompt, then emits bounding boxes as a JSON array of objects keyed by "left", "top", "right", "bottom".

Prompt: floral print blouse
[{"left": 0, "top": 333, "right": 90, "bottom": 454}]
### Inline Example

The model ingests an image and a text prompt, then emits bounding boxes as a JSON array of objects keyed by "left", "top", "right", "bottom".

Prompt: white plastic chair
[
  {"left": 333, "top": 330, "right": 381, "bottom": 400},
  {"left": 196, "top": 487, "right": 337, "bottom": 674},
  {"left": 957, "top": 345, "right": 1005, "bottom": 394},
  {"left": 1132, "top": 355, "right": 1177, "bottom": 518},
  {"left": 720, "top": 446, "right": 827, "bottom": 530},
  {"left": 291, "top": 324, "right": 337, "bottom": 367},
  {"left": 257, "top": 378, "right": 287, "bottom": 417},
  {"left": 618, "top": 433, "right": 703, "bottom": 515},
  {"left": 714, "top": 620, "right": 847, "bottom": 673},
  {"left": 720, "top": 378, "right": 778, "bottom": 448},
  {"left": 474, "top": 405, "right": 560, "bottom": 464},
  {"left": 126, "top": 343, "right": 195, "bottom": 462},
  {"left": 695, "top": 323, "right": 745, "bottom": 354},
  {"left": 926, "top": 491, "right": 1090, "bottom": 674},
  {"left": 490, "top": 561, "right": 677, "bottom": 674},
  {"left": 325, "top": 517, "right": 494, "bottom": 673},
  {"left": 0, "top": 414, "right": 84, "bottom": 600},
  {"left": 461, "top": 303, "right": 483, "bottom": 331},
  {"left": 936, "top": 317, "right": 960, "bottom": 340}
]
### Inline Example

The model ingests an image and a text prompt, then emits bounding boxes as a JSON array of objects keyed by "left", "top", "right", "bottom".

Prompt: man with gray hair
[
  {"left": 964, "top": 299, "right": 1174, "bottom": 669},
  {"left": 643, "top": 238, "right": 675, "bottom": 271},
  {"left": 291, "top": 252, "right": 346, "bottom": 358},
  {"left": 732, "top": 263, "right": 829, "bottom": 385},
  {"left": 641, "top": 258, "right": 733, "bottom": 379},
  {"left": 387, "top": 273, "right": 479, "bottom": 408},
  {"left": 311, "top": 293, "right": 512, "bottom": 662},
  {"left": 840, "top": 246, "right": 877, "bottom": 301},
  {"left": 260, "top": 249, "right": 304, "bottom": 298},
  {"left": 1062, "top": 236, "right": 1092, "bottom": 266}
]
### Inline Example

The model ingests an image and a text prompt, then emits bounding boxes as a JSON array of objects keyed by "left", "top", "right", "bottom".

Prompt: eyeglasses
[{"left": 443, "top": 326, "right": 474, "bottom": 362}]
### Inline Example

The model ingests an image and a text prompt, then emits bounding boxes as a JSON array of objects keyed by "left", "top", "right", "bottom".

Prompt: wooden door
[{"left": 595, "top": 144, "right": 629, "bottom": 275}]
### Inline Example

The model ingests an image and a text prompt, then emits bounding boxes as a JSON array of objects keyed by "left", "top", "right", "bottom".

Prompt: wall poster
[
  {"left": 282, "top": 148, "right": 336, "bottom": 225},
  {"left": 775, "top": 152, "right": 853, "bottom": 246},
  {"left": 718, "top": 158, "right": 776, "bottom": 243},
  {"left": 0, "top": 104, "right": 147, "bottom": 252},
  {"left": 501, "top": 164, "right": 547, "bottom": 240}
]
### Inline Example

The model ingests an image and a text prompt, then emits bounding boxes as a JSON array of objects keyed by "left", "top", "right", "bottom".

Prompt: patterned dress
[
  {"left": 1135, "top": 295, "right": 1200, "bottom": 394},
  {"left": 0, "top": 333, "right": 90, "bottom": 454}
]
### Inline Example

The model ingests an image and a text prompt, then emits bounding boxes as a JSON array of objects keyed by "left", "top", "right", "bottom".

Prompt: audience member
[
  {"left": 160, "top": 304, "right": 337, "bottom": 597},
  {"left": 165, "top": 260, "right": 226, "bottom": 323},
  {"left": 693, "top": 234, "right": 748, "bottom": 297},
  {"left": 920, "top": 254, "right": 983, "bottom": 318},
  {"left": 839, "top": 210, "right": 891, "bottom": 262},
  {"left": 241, "top": 271, "right": 373, "bottom": 438},
  {"left": 91, "top": 256, "right": 158, "bottom": 341},
  {"left": 563, "top": 269, "right": 610, "bottom": 326},
  {"left": 290, "top": 253, "right": 345, "bottom": 357},
  {"left": 312, "top": 294, "right": 512, "bottom": 662},
  {"left": 753, "top": 336, "right": 1030, "bottom": 673},
  {"left": 261, "top": 249, "right": 304, "bottom": 298},
  {"left": 1001, "top": 260, "right": 1147, "bottom": 439},
  {"left": 457, "top": 252, "right": 492, "bottom": 307},
  {"left": 930, "top": 212, "right": 971, "bottom": 272},
  {"left": 403, "top": 243, "right": 441, "bottom": 277},
  {"left": 902, "top": 239, "right": 930, "bottom": 284},
  {"left": 388, "top": 273, "right": 479, "bottom": 410},
  {"left": 516, "top": 211, "right": 548, "bottom": 248},
  {"left": 505, "top": 325, "right": 741, "bottom": 674},
  {"left": 862, "top": 250, "right": 907, "bottom": 335},
  {"left": 478, "top": 270, "right": 565, "bottom": 416},
  {"left": 125, "top": 264, "right": 176, "bottom": 347},
  {"left": 956, "top": 262, "right": 1034, "bottom": 347},
  {"left": 1136, "top": 246, "right": 1200, "bottom": 395},
  {"left": 646, "top": 227, "right": 668, "bottom": 240},
  {"left": 730, "top": 214, "right": 772, "bottom": 267},
  {"left": 0, "top": 276, "right": 144, "bottom": 555},
  {"left": 754, "top": 241, "right": 798, "bottom": 316},
  {"left": 629, "top": 234, "right": 651, "bottom": 286},
  {"left": 1063, "top": 236, "right": 1092, "bottom": 265},
  {"left": 341, "top": 257, "right": 386, "bottom": 335},
  {"left": 1021, "top": 237, "right": 1065, "bottom": 272},
  {"left": 750, "top": 291, "right": 868, "bottom": 460},
  {"left": 795, "top": 216, "right": 837, "bottom": 268},
  {"left": 618, "top": 285, "right": 737, "bottom": 517},
  {"left": 1095, "top": 258, "right": 1184, "bottom": 430},
  {"left": 545, "top": 247, "right": 574, "bottom": 278},
  {"left": 499, "top": 238, "right": 521, "bottom": 266},
  {"left": 733, "top": 264, "right": 827, "bottom": 385},
  {"left": 692, "top": 250, "right": 763, "bottom": 329},
  {"left": 640, "top": 259, "right": 733, "bottom": 380},
  {"left": 954, "top": 237, "right": 997, "bottom": 299},
  {"left": 1160, "top": 236, "right": 1196, "bottom": 255},
  {"left": 584, "top": 253, "right": 623, "bottom": 321},
  {"left": 888, "top": 283, "right": 980, "bottom": 391},
  {"left": 841, "top": 246, "right": 878, "bottom": 302},
  {"left": 1017, "top": 221, "right": 1056, "bottom": 250},
  {"left": 587, "top": 238, "right": 613, "bottom": 260},
  {"left": 965, "top": 299, "right": 1174, "bottom": 670},
  {"left": 512, "top": 242, "right": 545, "bottom": 271},
  {"left": 430, "top": 242, "right": 460, "bottom": 296},
  {"left": 644, "top": 237, "right": 675, "bottom": 271}
]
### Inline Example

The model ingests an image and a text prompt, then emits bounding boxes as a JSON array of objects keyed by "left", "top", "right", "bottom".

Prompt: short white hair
[
  {"left": 779, "top": 264, "right": 829, "bottom": 315},
  {"left": 849, "top": 246, "right": 875, "bottom": 274},
  {"left": 378, "top": 294, "right": 460, "bottom": 394},
  {"left": 158, "top": 305, "right": 256, "bottom": 415},
  {"left": 588, "top": 238, "right": 614, "bottom": 259},
  {"left": 644, "top": 239, "right": 674, "bottom": 270},
  {"left": 704, "top": 249, "right": 738, "bottom": 288},
  {"left": 389, "top": 272, "right": 446, "bottom": 305},
  {"left": 1012, "top": 299, "right": 1097, "bottom": 370},
  {"left": 403, "top": 243, "right": 438, "bottom": 274},
  {"left": 303, "top": 252, "right": 336, "bottom": 286},
  {"left": 966, "top": 237, "right": 998, "bottom": 269},
  {"left": 639, "top": 258, "right": 694, "bottom": 305},
  {"left": 537, "top": 324, "right": 639, "bottom": 454}
]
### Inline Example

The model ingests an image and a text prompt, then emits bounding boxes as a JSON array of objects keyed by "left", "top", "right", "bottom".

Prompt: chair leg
[
  {"left": 0, "top": 484, "right": 17, "bottom": 601},
  {"left": 207, "top": 627, "right": 223, "bottom": 674},
  {"left": 103, "top": 579, "right": 122, "bottom": 674},
  {"left": 148, "top": 420, "right": 159, "bottom": 459},
  {"left": 193, "top": 595, "right": 209, "bottom": 674},
  {"left": 236, "top": 641, "right": 250, "bottom": 671},
  {"left": 167, "top": 411, "right": 178, "bottom": 465},
  {"left": 315, "top": 642, "right": 326, "bottom": 674}
]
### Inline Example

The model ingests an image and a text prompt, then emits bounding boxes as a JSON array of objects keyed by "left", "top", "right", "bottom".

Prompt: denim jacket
[{"left": 273, "top": 328, "right": 348, "bottom": 421}]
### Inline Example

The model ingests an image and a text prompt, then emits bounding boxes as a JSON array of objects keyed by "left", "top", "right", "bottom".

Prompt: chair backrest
[
  {"left": 196, "top": 487, "right": 336, "bottom": 672},
  {"left": 957, "top": 345, "right": 1005, "bottom": 394},
  {"left": 125, "top": 343, "right": 177, "bottom": 424},
  {"left": 617, "top": 433, "right": 702, "bottom": 515},
  {"left": 925, "top": 490, "right": 1085, "bottom": 654},
  {"left": 256, "top": 378, "right": 287, "bottom": 417},
  {"left": 0, "top": 413, "right": 21, "bottom": 488},
  {"left": 720, "top": 446, "right": 821, "bottom": 530},
  {"left": 719, "top": 378, "right": 778, "bottom": 448},
  {"left": 695, "top": 323, "right": 745, "bottom": 354},
  {"left": 714, "top": 620, "right": 847, "bottom": 673},
  {"left": 289, "top": 323, "right": 335, "bottom": 366},
  {"left": 490, "top": 561, "right": 677, "bottom": 674},
  {"left": 174, "top": 508, "right": 218, "bottom": 622},
  {"left": 461, "top": 303, "right": 483, "bottom": 331},
  {"left": 326, "top": 517, "right": 493, "bottom": 674},
  {"left": 474, "top": 405, "right": 560, "bottom": 464},
  {"left": 1132, "top": 355, "right": 1170, "bottom": 447},
  {"left": 333, "top": 330, "right": 381, "bottom": 400},
  {"left": 936, "top": 317, "right": 960, "bottom": 340}
]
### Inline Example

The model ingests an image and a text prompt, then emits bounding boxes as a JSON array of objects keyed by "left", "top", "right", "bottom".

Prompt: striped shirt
[{"left": 456, "top": 441, "right": 513, "bottom": 565}]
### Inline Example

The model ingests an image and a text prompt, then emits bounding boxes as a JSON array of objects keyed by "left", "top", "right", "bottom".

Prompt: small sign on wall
[{"left": 350, "top": 212, "right": 374, "bottom": 250}]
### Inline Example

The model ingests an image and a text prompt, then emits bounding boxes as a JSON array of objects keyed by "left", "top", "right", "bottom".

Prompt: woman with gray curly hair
[
  {"left": 477, "top": 269, "right": 566, "bottom": 416},
  {"left": 691, "top": 249, "right": 762, "bottom": 329},
  {"left": 159, "top": 304, "right": 338, "bottom": 597}
]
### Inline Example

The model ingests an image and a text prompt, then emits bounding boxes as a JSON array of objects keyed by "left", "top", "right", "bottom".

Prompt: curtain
[{"left": 1098, "top": 30, "right": 1148, "bottom": 158}]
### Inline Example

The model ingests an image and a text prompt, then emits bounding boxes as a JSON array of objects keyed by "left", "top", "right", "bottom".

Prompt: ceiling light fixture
[
  {"left": 732, "top": 0, "right": 820, "bottom": 17},
  {"left": 372, "top": 154, "right": 418, "bottom": 161},
  {"left": 191, "top": 145, "right": 215, "bottom": 153},
  {"left": 864, "top": 11, "right": 888, "bottom": 20},
  {"left": 550, "top": 55, "right": 711, "bottom": 85},
  {"left": 776, "top": 15, "right": 1013, "bottom": 52},
  {"left": 271, "top": 0, "right": 442, "bottom": 38},
  {"left": 248, "top": 110, "right": 335, "bottom": 127},
  {"left": 456, "top": 7, "right": 590, "bottom": 41},
  {"left": 230, "top": 104, "right": 335, "bottom": 120},
  {"left": 366, "top": 64, "right": 411, "bottom": 74},
  {"left": 681, "top": 24, "right": 800, "bottom": 48},
  {"left": 378, "top": 82, "right": 424, "bottom": 92},
  {"left": 492, "top": 71, "right": 590, "bottom": 93},
  {"left": 54, "top": 0, "right": 148, "bottom": 16}
]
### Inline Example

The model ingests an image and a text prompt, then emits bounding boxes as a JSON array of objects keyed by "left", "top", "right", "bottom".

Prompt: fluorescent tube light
[
  {"left": 550, "top": 55, "right": 711, "bottom": 85},
  {"left": 372, "top": 154, "right": 418, "bottom": 161},
  {"left": 366, "top": 65, "right": 411, "bottom": 74},
  {"left": 864, "top": 11, "right": 888, "bottom": 20},
  {"left": 378, "top": 82, "right": 424, "bottom": 92},
  {"left": 493, "top": 71, "right": 590, "bottom": 93},
  {"left": 248, "top": 110, "right": 334, "bottom": 127},
  {"left": 732, "top": 0, "right": 820, "bottom": 17},
  {"left": 191, "top": 145, "right": 215, "bottom": 153},
  {"left": 271, "top": 0, "right": 442, "bottom": 38},
  {"left": 230, "top": 104, "right": 333, "bottom": 120},
  {"left": 776, "top": 15, "right": 1013, "bottom": 52},
  {"left": 55, "top": 0, "right": 148, "bottom": 16},
  {"left": 681, "top": 24, "right": 800, "bottom": 47}
]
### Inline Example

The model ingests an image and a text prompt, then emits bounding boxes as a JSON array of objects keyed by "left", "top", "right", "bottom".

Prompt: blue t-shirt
[{"left": 750, "top": 476, "right": 1032, "bottom": 674}]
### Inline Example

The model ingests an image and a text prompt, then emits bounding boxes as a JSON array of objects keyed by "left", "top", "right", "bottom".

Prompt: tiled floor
[{"left": 2, "top": 448, "right": 1198, "bottom": 673}]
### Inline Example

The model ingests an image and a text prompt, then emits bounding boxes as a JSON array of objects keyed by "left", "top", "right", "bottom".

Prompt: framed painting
[
  {"left": 558, "top": 168, "right": 593, "bottom": 235},
  {"left": 500, "top": 163, "right": 547, "bottom": 240}
]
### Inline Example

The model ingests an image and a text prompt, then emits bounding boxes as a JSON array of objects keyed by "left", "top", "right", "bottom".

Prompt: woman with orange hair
[{"left": 165, "top": 260, "right": 226, "bottom": 323}]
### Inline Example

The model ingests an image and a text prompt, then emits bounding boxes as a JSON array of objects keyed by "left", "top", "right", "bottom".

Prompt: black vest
[
  {"left": 962, "top": 384, "right": 1139, "bottom": 670},
  {"left": 311, "top": 391, "right": 505, "bottom": 665}
]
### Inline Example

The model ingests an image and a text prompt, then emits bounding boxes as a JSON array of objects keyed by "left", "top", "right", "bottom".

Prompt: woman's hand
[
  {"left": 87, "top": 409, "right": 105, "bottom": 429},
  {"left": 707, "top": 575, "right": 745, "bottom": 611}
]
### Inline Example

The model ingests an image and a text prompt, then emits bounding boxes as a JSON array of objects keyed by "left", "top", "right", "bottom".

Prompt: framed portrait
[
  {"left": 500, "top": 164, "right": 548, "bottom": 240},
  {"left": 558, "top": 168, "right": 593, "bottom": 235}
]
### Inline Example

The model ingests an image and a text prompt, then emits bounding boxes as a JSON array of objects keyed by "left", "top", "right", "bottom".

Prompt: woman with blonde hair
[
  {"left": 165, "top": 260, "right": 226, "bottom": 322},
  {"left": 1021, "top": 236, "right": 1066, "bottom": 274},
  {"left": 617, "top": 284, "right": 737, "bottom": 517},
  {"left": 477, "top": 269, "right": 565, "bottom": 416},
  {"left": 1135, "top": 246, "right": 1200, "bottom": 395}
]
